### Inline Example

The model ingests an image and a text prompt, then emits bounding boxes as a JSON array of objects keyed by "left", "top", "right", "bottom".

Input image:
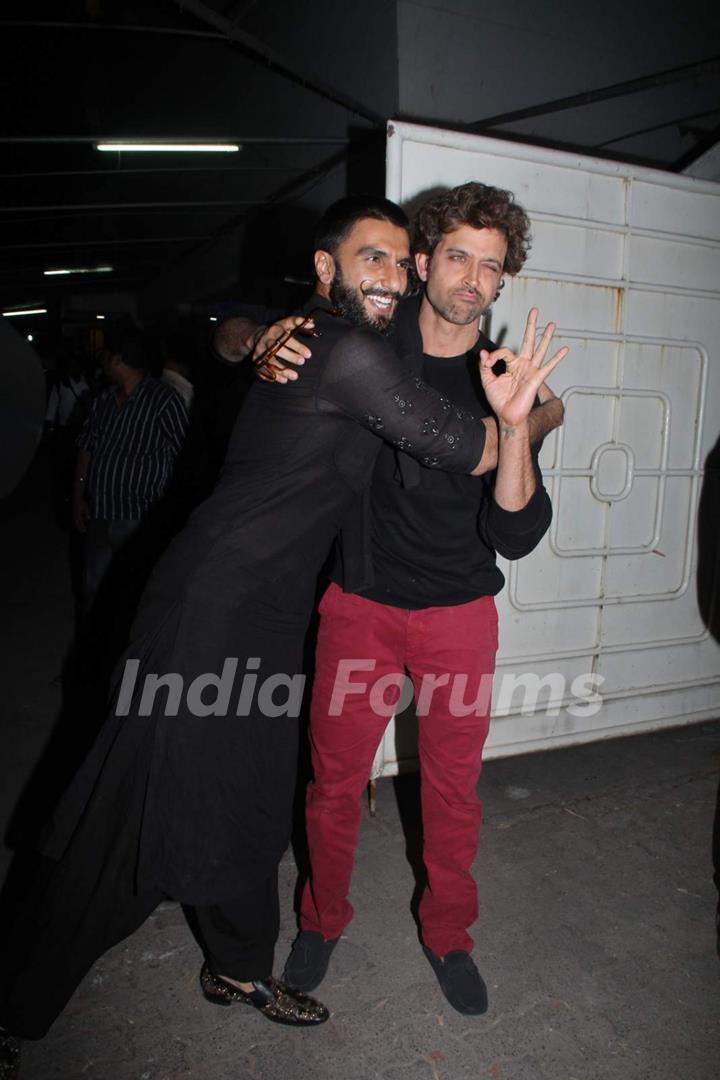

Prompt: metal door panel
[{"left": 371, "top": 122, "right": 720, "bottom": 776}]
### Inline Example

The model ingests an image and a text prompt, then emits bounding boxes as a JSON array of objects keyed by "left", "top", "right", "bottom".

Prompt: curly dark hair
[{"left": 413, "top": 182, "right": 531, "bottom": 275}]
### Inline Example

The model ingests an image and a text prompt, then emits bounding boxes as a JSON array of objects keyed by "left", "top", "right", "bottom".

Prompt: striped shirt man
[{"left": 78, "top": 376, "right": 189, "bottom": 520}]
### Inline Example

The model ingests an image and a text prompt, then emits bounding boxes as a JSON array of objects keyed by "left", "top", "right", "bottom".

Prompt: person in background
[{"left": 72, "top": 322, "right": 189, "bottom": 616}]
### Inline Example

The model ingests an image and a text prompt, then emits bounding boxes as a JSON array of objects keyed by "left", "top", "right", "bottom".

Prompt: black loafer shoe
[
  {"left": 199, "top": 964, "right": 329, "bottom": 1026},
  {"left": 422, "top": 946, "right": 489, "bottom": 1015},
  {"left": 283, "top": 930, "right": 339, "bottom": 992},
  {"left": 0, "top": 1028, "right": 21, "bottom": 1080}
]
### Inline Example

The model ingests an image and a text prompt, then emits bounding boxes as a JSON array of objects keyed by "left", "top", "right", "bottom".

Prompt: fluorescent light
[
  {"left": 209, "top": 316, "right": 218, "bottom": 322},
  {"left": 96, "top": 142, "right": 240, "bottom": 153},
  {"left": 44, "top": 266, "right": 114, "bottom": 276},
  {"left": 2, "top": 308, "right": 47, "bottom": 317},
  {"left": 96, "top": 314, "right": 105, "bottom": 320}
]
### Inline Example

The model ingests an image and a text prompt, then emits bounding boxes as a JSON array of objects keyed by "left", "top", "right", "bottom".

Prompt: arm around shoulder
[
  {"left": 213, "top": 317, "right": 263, "bottom": 363},
  {"left": 317, "top": 327, "right": 489, "bottom": 475}
]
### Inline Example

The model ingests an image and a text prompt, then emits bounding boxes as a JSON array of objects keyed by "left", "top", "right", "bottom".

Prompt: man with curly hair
[{"left": 242, "top": 183, "right": 564, "bottom": 1015}]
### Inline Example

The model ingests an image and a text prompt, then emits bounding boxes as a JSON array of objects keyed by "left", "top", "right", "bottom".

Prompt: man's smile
[{"left": 365, "top": 293, "right": 396, "bottom": 313}]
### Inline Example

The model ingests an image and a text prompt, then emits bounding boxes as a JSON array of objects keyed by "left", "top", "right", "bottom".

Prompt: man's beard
[
  {"left": 426, "top": 286, "right": 490, "bottom": 327},
  {"left": 329, "top": 266, "right": 401, "bottom": 335},
  {"left": 425, "top": 271, "right": 503, "bottom": 326}
]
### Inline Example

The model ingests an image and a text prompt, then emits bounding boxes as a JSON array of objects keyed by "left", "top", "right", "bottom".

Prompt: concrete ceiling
[{"left": 2, "top": 0, "right": 719, "bottom": 316}]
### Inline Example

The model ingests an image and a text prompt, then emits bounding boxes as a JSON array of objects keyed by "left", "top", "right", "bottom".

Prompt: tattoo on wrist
[{"left": 499, "top": 424, "right": 516, "bottom": 438}]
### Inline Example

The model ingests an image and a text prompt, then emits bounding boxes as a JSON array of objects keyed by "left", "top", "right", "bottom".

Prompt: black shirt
[{"left": 334, "top": 294, "right": 552, "bottom": 608}]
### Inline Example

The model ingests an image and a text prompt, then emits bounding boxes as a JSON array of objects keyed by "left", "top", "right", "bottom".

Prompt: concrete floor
[{"left": 1, "top": 456, "right": 719, "bottom": 1080}]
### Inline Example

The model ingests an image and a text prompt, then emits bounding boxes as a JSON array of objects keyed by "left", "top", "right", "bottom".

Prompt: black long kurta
[{"left": 40, "top": 302, "right": 488, "bottom": 906}]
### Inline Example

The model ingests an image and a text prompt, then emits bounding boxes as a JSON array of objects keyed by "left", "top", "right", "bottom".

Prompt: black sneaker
[
  {"left": 422, "top": 946, "right": 489, "bottom": 1015},
  {"left": 283, "top": 931, "right": 339, "bottom": 992}
]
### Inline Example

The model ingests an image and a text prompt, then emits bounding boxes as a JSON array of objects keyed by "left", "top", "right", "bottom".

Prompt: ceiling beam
[
  {"left": 174, "top": 0, "right": 384, "bottom": 127},
  {"left": 593, "top": 107, "right": 720, "bottom": 149},
  {"left": 0, "top": 19, "right": 222, "bottom": 40},
  {"left": 0, "top": 167, "right": 307, "bottom": 180},
  {"left": 1, "top": 237, "right": 211, "bottom": 250},
  {"left": 3, "top": 15, "right": 382, "bottom": 125},
  {"left": 0, "top": 136, "right": 347, "bottom": 145},
  {"left": 0, "top": 201, "right": 260, "bottom": 214},
  {"left": 468, "top": 55, "right": 720, "bottom": 132}
]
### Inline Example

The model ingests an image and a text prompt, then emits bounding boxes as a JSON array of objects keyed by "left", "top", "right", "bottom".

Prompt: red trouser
[{"left": 300, "top": 583, "right": 498, "bottom": 956}]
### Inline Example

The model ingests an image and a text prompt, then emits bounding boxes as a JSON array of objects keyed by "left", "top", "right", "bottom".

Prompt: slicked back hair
[
  {"left": 414, "top": 182, "right": 531, "bottom": 275},
  {"left": 314, "top": 195, "right": 410, "bottom": 256}
]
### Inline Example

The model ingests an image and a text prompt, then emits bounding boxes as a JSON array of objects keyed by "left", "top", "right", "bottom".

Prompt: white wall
[{"left": 377, "top": 122, "right": 720, "bottom": 771}]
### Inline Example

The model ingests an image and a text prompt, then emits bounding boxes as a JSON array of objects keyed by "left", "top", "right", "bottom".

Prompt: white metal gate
[{"left": 372, "top": 120, "right": 720, "bottom": 777}]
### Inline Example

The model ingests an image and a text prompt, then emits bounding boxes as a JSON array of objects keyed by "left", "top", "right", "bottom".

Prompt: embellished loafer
[
  {"left": 199, "top": 964, "right": 329, "bottom": 1026},
  {"left": 422, "top": 946, "right": 489, "bottom": 1015},
  {"left": 0, "top": 1028, "right": 21, "bottom": 1080},
  {"left": 283, "top": 930, "right": 339, "bottom": 991}
]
